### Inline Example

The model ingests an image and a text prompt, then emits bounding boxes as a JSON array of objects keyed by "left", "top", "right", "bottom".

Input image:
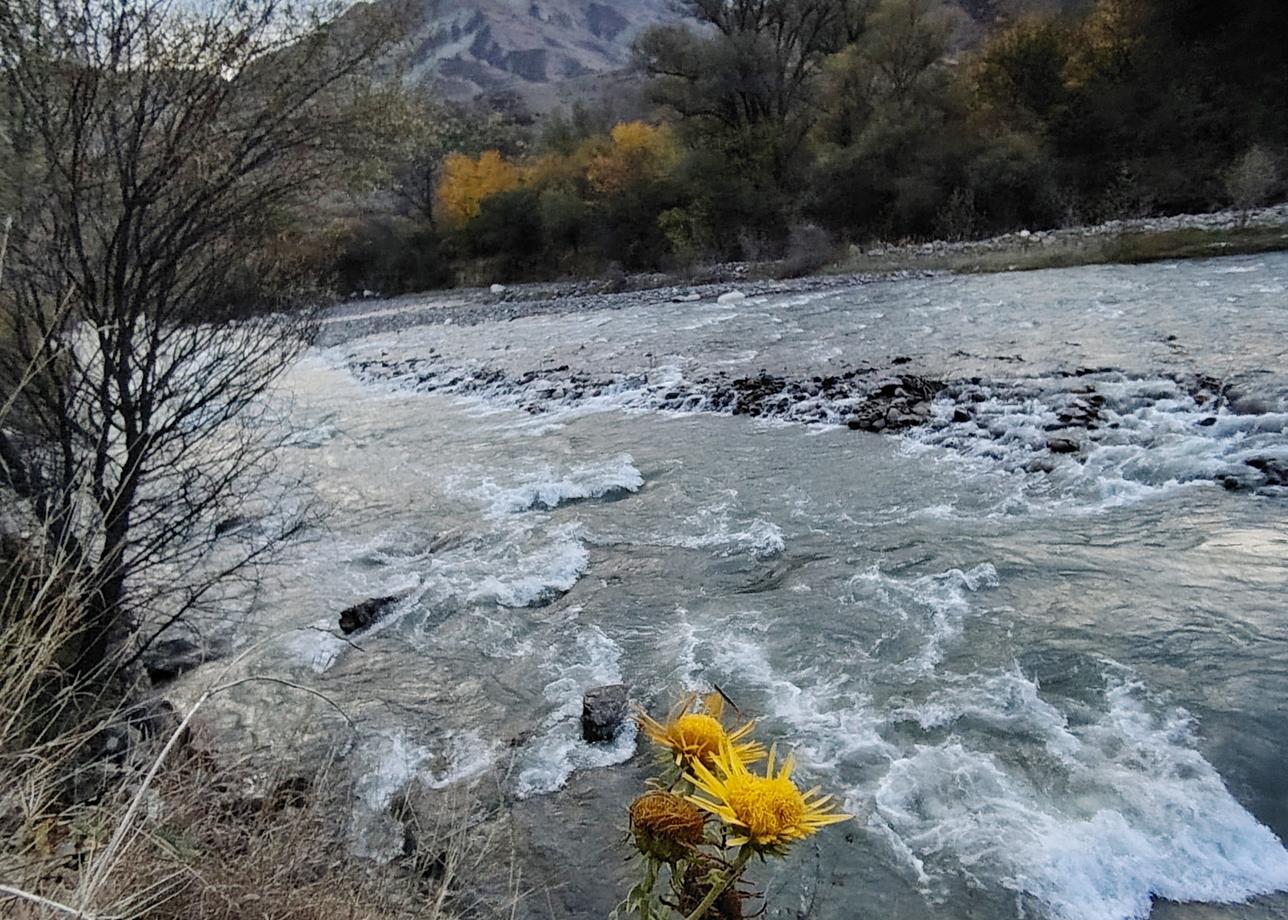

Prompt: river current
[{"left": 195, "top": 254, "right": 1288, "bottom": 919}]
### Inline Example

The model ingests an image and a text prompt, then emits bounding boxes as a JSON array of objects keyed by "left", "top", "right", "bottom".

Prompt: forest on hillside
[{"left": 332, "top": 0, "right": 1288, "bottom": 290}]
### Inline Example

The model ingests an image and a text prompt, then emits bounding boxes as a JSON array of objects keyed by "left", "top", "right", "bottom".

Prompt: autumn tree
[
  {"left": 436, "top": 150, "right": 525, "bottom": 224},
  {"left": 386, "top": 95, "right": 519, "bottom": 224},
  {"left": 587, "top": 122, "right": 681, "bottom": 195}
]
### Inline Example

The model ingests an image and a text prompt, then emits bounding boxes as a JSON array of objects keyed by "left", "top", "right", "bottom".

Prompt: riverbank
[
  {"left": 837, "top": 203, "right": 1288, "bottom": 275},
  {"left": 321, "top": 204, "right": 1288, "bottom": 346}
]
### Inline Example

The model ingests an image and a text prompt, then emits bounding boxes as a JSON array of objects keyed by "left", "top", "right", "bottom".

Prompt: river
[{"left": 192, "top": 253, "right": 1288, "bottom": 919}]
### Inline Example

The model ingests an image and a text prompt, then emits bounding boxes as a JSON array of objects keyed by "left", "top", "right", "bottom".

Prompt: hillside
[
  {"left": 402, "top": 0, "right": 676, "bottom": 104},
  {"left": 397, "top": 0, "right": 1089, "bottom": 112}
]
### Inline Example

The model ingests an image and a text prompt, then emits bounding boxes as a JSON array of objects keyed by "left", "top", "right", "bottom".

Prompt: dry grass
[
  {"left": 0, "top": 442, "right": 520, "bottom": 920},
  {"left": 0, "top": 632, "right": 523, "bottom": 920}
]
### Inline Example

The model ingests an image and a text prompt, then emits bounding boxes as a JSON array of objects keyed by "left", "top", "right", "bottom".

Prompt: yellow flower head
[
  {"left": 686, "top": 740, "right": 850, "bottom": 849},
  {"left": 636, "top": 691, "right": 764, "bottom": 770},
  {"left": 628, "top": 790, "right": 706, "bottom": 862}
]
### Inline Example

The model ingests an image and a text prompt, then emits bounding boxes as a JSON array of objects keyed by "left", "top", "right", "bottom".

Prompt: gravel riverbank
[{"left": 318, "top": 203, "right": 1288, "bottom": 346}]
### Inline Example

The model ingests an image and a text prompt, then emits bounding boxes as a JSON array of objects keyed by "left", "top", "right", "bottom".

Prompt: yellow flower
[
  {"left": 686, "top": 741, "right": 850, "bottom": 848},
  {"left": 636, "top": 691, "right": 764, "bottom": 770}
]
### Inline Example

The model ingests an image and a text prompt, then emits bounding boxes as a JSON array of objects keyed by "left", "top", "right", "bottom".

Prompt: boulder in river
[
  {"left": 339, "top": 595, "right": 400, "bottom": 634},
  {"left": 581, "top": 684, "right": 630, "bottom": 743},
  {"left": 717, "top": 290, "right": 747, "bottom": 304}
]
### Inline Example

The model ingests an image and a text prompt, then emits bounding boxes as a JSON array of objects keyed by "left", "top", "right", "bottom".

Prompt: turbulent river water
[{"left": 194, "top": 253, "right": 1288, "bottom": 920}]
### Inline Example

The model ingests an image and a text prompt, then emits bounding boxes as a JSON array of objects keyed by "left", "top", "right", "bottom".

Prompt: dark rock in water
[
  {"left": 1025, "top": 458, "right": 1057, "bottom": 474},
  {"left": 1197, "top": 416, "right": 1217, "bottom": 427},
  {"left": 143, "top": 637, "right": 209, "bottom": 685},
  {"left": 1047, "top": 437, "right": 1080, "bottom": 454},
  {"left": 952, "top": 407, "right": 972, "bottom": 424},
  {"left": 1226, "top": 390, "right": 1271, "bottom": 415},
  {"left": 1246, "top": 457, "right": 1288, "bottom": 486},
  {"left": 847, "top": 375, "right": 945, "bottom": 433},
  {"left": 581, "top": 684, "right": 630, "bottom": 743},
  {"left": 214, "top": 515, "right": 253, "bottom": 537},
  {"left": 339, "top": 595, "right": 400, "bottom": 634}
]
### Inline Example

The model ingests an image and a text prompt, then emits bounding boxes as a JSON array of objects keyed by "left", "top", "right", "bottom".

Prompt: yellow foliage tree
[
  {"left": 435, "top": 149, "right": 523, "bottom": 224},
  {"left": 586, "top": 122, "right": 679, "bottom": 195}
]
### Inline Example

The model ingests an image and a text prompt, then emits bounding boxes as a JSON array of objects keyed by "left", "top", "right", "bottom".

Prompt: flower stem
[
  {"left": 682, "top": 846, "right": 753, "bottom": 920},
  {"left": 639, "top": 860, "right": 659, "bottom": 920}
]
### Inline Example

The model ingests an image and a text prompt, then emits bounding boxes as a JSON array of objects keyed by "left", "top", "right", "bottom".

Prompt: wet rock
[
  {"left": 143, "top": 637, "right": 209, "bottom": 685},
  {"left": 847, "top": 375, "right": 945, "bottom": 432},
  {"left": 214, "top": 515, "right": 253, "bottom": 537},
  {"left": 1047, "top": 437, "right": 1080, "bottom": 454},
  {"left": 952, "top": 407, "right": 972, "bottom": 423},
  {"left": 716, "top": 290, "right": 747, "bottom": 304},
  {"left": 338, "top": 595, "right": 399, "bottom": 634},
  {"left": 581, "top": 684, "right": 630, "bottom": 743},
  {"left": 1197, "top": 416, "right": 1218, "bottom": 427},
  {"left": 489, "top": 283, "right": 506, "bottom": 294},
  {"left": 1246, "top": 457, "right": 1288, "bottom": 486}
]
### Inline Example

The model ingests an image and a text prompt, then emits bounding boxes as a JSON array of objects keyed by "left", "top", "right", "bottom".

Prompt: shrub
[
  {"left": 1226, "top": 145, "right": 1280, "bottom": 223},
  {"left": 332, "top": 218, "right": 454, "bottom": 295}
]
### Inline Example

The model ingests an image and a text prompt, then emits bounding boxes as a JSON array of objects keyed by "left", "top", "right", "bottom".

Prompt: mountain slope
[{"left": 404, "top": 0, "right": 677, "bottom": 101}]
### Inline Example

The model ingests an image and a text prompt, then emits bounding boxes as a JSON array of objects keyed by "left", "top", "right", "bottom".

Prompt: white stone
[
  {"left": 490, "top": 283, "right": 506, "bottom": 294},
  {"left": 717, "top": 290, "right": 747, "bottom": 304},
  {"left": 1019, "top": 229, "right": 1032, "bottom": 238}
]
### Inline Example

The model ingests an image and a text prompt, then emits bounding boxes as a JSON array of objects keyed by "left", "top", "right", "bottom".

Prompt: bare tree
[{"left": 0, "top": 0, "right": 409, "bottom": 678}]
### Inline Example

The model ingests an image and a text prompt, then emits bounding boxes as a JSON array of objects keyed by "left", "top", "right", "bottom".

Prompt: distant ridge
[{"left": 400, "top": 0, "right": 677, "bottom": 104}]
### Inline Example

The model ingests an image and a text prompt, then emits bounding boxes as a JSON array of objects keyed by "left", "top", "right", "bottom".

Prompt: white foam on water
[
  {"left": 710, "top": 634, "right": 893, "bottom": 772},
  {"left": 669, "top": 502, "right": 786, "bottom": 558},
  {"left": 462, "top": 453, "right": 643, "bottom": 515},
  {"left": 465, "top": 523, "right": 589, "bottom": 608},
  {"left": 514, "top": 624, "right": 636, "bottom": 797},
  {"left": 874, "top": 672, "right": 1288, "bottom": 920},
  {"left": 848, "top": 563, "right": 999, "bottom": 671},
  {"left": 350, "top": 729, "right": 498, "bottom": 858},
  {"left": 911, "top": 373, "right": 1288, "bottom": 511}
]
